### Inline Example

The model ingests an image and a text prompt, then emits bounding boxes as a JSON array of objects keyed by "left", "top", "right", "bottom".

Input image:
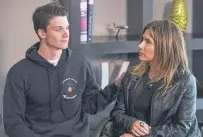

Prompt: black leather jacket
[{"left": 111, "top": 70, "right": 201, "bottom": 137}]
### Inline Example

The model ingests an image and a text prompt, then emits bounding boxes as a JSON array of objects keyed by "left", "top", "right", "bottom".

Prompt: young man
[{"left": 3, "top": 3, "right": 121, "bottom": 137}]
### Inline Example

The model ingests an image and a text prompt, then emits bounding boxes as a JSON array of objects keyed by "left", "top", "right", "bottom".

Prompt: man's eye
[
  {"left": 55, "top": 27, "right": 61, "bottom": 31},
  {"left": 66, "top": 25, "right": 70, "bottom": 30}
]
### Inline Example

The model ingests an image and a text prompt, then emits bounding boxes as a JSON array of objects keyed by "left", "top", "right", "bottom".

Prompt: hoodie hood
[{"left": 26, "top": 42, "right": 71, "bottom": 68}]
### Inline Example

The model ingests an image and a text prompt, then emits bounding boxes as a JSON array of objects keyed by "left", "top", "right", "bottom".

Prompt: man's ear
[{"left": 37, "top": 29, "right": 46, "bottom": 39}]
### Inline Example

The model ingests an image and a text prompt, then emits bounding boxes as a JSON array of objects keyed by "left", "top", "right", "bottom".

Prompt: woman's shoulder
[
  {"left": 176, "top": 69, "right": 196, "bottom": 87},
  {"left": 121, "top": 67, "right": 140, "bottom": 86},
  {"left": 183, "top": 70, "right": 196, "bottom": 87},
  {"left": 124, "top": 66, "right": 140, "bottom": 80}
]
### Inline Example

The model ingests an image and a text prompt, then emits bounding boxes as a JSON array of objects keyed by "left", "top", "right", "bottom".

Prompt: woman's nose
[{"left": 138, "top": 42, "right": 144, "bottom": 50}]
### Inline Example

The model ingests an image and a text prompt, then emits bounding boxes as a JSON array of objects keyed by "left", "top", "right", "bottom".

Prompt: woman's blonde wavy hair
[{"left": 130, "top": 20, "right": 188, "bottom": 93}]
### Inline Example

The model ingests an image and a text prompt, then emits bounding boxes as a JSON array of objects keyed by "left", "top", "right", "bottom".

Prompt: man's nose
[{"left": 63, "top": 30, "right": 69, "bottom": 38}]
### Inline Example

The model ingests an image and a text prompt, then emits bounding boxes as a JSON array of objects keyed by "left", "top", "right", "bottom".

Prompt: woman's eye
[{"left": 146, "top": 39, "right": 151, "bottom": 44}]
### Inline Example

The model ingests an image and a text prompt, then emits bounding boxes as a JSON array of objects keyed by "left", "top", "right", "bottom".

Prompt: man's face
[{"left": 40, "top": 16, "right": 69, "bottom": 49}]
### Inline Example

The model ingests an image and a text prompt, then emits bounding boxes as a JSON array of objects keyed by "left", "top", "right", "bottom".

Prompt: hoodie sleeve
[
  {"left": 82, "top": 58, "right": 119, "bottom": 114},
  {"left": 3, "top": 72, "right": 41, "bottom": 137}
]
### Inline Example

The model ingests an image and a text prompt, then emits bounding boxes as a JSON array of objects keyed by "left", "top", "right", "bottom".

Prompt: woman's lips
[{"left": 139, "top": 52, "right": 144, "bottom": 56}]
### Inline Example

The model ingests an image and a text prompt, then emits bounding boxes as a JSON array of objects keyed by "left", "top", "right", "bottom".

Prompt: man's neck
[{"left": 38, "top": 43, "right": 62, "bottom": 60}]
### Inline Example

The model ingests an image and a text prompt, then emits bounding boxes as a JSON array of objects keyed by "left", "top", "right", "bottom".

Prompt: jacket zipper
[
  {"left": 150, "top": 87, "right": 155, "bottom": 126},
  {"left": 127, "top": 78, "right": 141, "bottom": 115}
]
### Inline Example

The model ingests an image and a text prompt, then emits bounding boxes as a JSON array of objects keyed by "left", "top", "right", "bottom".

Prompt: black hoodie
[{"left": 3, "top": 42, "right": 119, "bottom": 137}]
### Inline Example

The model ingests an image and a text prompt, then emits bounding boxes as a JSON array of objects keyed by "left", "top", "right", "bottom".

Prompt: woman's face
[{"left": 138, "top": 29, "right": 155, "bottom": 62}]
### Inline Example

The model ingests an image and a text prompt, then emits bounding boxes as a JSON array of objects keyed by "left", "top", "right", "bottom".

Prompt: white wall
[
  {"left": 92, "top": 0, "right": 127, "bottom": 36},
  {"left": 92, "top": 0, "right": 193, "bottom": 36},
  {"left": 0, "top": 0, "right": 51, "bottom": 136}
]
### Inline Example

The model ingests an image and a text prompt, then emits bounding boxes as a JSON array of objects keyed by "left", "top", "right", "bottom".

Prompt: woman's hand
[
  {"left": 120, "top": 133, "right": 134, "bottom": 137},
  {"left": 130, "top": 120, "right": 151, "bottom": 137}
]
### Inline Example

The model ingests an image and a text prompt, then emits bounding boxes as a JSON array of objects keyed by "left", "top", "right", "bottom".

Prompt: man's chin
[
  {"left": 60, "top": 44, "right": 69, "bottom": 49},
  {"left": 62, "top": 46, "right": 69, "bottom": 49}
]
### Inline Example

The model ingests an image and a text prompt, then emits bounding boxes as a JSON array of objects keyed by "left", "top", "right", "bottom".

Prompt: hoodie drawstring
[
  {"left": 47, "top": 68, "right": 52, "bottom": 120},
  {"left": 46, "top": 66, "right": 69, "bottom": 121},
  {"left": 58, "top": 67, "right": 69, "bottom": 119}
]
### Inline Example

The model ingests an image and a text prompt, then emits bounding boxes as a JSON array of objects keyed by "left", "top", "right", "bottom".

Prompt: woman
[{"left": 110, "top": 20, "right": 201, "bottom": 137}]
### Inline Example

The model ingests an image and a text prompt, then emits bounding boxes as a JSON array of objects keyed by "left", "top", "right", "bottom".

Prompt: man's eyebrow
[{"left": 52, "top": 25, "right": 69, "bottom": 29}]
